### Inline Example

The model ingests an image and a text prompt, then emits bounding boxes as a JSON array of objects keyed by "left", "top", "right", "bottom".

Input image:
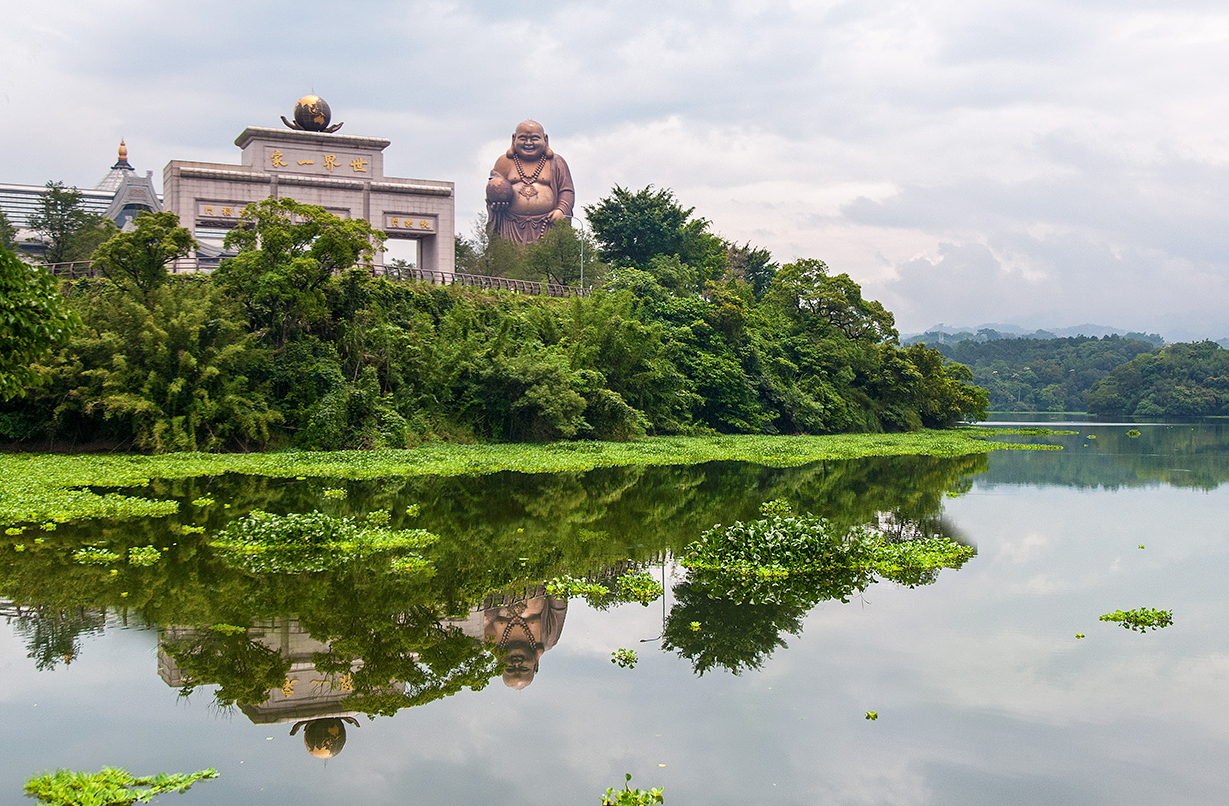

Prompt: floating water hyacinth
[
  {"left": 1099, "top": 608, "right": 1173, "bottom": 632},
  {"left": 0, "top": 430, "right": 1059, "bottom": 527},
  {"left": 209, "top": 510, "right": 436, "bottom": 575}
]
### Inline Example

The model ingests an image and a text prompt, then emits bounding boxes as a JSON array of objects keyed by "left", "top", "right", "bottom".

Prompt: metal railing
[
  {"left": 375, "top": 266, "right": 588, "bottom": 297},
  {"left": 40, "top": 259, "right": 589, "bottom": 297},
  {"left": 38, "top": 260, "right": 101, "bottom": 279}
]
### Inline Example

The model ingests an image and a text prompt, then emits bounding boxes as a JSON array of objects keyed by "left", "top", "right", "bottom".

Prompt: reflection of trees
[
  {"left": 662, "top": 579, "right": 805, "bottom": 676},
  {"left": 165, "top": 629, "right": 291, "bottom": 706},
  {"left": 976, "top": 424, "right": 1229, "bottom": 491},
  {"left": 161, "top": 555, "right": 504, "bottom": 717},
  {"left": 662, "top": 503, "right": 975, "bottom": 676},
  {"left": 662, "top": 561, "right": 876, "bottom": 676},
  {"left": 2, "top": 449, "right": 989, "bottom": 691},
  {"left": 162, "top": 613, "right": 500, "bottom": 718},
  {"left": 4, "top": 601, "right": 105, "bottom": 670}
]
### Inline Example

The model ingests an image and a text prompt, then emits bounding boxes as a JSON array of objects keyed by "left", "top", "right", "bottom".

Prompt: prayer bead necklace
[{"left": 513, "top": 153, "right": 547, "bottom": 199}]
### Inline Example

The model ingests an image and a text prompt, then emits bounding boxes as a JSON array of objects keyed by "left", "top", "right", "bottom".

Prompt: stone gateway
[{"left": 164, "top": 99, "right": 454, "bottom": 274}]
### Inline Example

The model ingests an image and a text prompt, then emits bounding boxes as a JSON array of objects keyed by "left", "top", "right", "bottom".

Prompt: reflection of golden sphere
[
  {"left": 303, "top": 718, "right": 347, "bottom": 758},
  {"left": 293, "top": 95, "right": 332, "bottom": 132}
]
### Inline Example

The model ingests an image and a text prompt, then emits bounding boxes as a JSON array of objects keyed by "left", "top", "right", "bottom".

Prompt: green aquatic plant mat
[
  {"left": 23, "top": 766, "right": 217, "bottom": 805},
  {"left": 0, "top": 429, "right": 1057, "bottom": 527},
  {"left": 602, "top": 774, "right": 663, "bottom": 806},
  {"left": 210, "top": 510, "right": 436, "bottom": 574},
  {"left": 680, "top": 500, "right": 975, "bottom": 584}
]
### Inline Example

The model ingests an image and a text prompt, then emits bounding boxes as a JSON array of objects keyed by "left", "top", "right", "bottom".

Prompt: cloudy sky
[{"left": 5, "top": 1, "right": 1228, "bottom": 339}]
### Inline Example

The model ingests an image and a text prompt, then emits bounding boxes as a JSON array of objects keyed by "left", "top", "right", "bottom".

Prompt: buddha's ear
[
  {"left": 544, "top": 135, "right": 553, "bottom": 158},
  {"left": 507, "top": 137, "right": 516, "bottom": 159}
]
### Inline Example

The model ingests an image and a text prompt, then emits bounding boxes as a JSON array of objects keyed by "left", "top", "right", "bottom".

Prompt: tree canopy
[
  {"left": 0, "top": 248, "right": 80, "bottom": 400},
  {"left": 28, "top": 181, "right": 114, "bottom": 264},
  {"left": 927, "top": 334, "right": 1159, "bottom": 412},
  {"left": 1087, "top": 341, "right": 1229, "bottom": 416},
  {"left": 215, "top": 198, "right": 384, "bottom": 349},
  {"left": 1, "top": 184, "right": 988, "bottom": 451},
  {"left": 91, "top": 211, "right": 196, "bottom": 300},
  {"left": 584, "top": 185, "right": 729, "bottom": 291}
]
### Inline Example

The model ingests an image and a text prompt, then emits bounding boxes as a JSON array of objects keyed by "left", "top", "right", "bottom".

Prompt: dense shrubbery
[
  {"left": 924, "top": 334, "right": 1158, "bottom": 412},
  {"left": 1, "top": 197, "right": 987, "bottom": 451},
  {"left": 1086, "top": 341, "right": 1229, "bottom": 416}
]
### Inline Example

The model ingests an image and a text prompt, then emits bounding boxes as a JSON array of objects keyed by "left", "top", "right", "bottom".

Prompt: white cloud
[{"left": 5, "top": 0, "right": 1229, "bottom": 337}]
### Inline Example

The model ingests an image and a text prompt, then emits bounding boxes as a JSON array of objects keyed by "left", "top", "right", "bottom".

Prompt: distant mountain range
[{"left": 903, "top": 322, "right": 1229, "bottom": 349}]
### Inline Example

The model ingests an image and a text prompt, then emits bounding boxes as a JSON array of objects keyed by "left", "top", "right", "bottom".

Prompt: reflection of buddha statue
[
  {"left": 486, "top": 120, "right": 575, "bottom": 244},
  {"left": 484, "top": 595, "right": 568, "bottom": 689},
  {"left": 291, "top": 716, "right": 360, "bottom": 758}
]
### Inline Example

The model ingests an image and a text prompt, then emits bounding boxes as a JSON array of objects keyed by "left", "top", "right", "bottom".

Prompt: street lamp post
[{"left": 572, "top": 217, "right": 588, "bottom": 291}]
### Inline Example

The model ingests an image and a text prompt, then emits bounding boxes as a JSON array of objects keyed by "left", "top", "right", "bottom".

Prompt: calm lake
[{"left": 4, "top": 421, "right": 1228, "bottom": 805}]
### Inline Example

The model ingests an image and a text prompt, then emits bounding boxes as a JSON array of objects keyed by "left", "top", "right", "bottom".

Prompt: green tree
[
  {"left": 14, "top": 277, "right": 280, "bottom": 451},
  {"left": 524, "top": 220, "right": 593, "bottom": 287},
  {"left": 769, "top": 258, "right": 897, "bottom": 343},
  {"left": 585, "top": 186, "right": 728, "bottom": 289},
  {"left": 28, "top": 181, "right": 112, "bottom": 264},
  {"left": 0, "top": 248, "right": 80, "bottom": 400},
  {"left": 727, "top": 241, "right": 778, "bottom": 298},
  {"left": 215, "top": 198, "right": 385, "bottom": 350},
  {"left": 1088, "top": 341, "right": 1229, "bottom": 416},
  {"left": 0, "top": 207, "right": 16, "bottom": 250},
  {"left": 586, "top": 185, "right": 691, "bottom": 268},
  {"left": 90, "top": 211, "right": 196, "bottom": 301}
]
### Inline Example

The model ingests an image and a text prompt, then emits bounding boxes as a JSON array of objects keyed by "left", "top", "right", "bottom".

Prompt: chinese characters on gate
[
  {"left": 269, "top": 149, "right": 368, "bottom": 174},
  {"left": 385, "top": 216, "right": 434, "bottom": 232}
]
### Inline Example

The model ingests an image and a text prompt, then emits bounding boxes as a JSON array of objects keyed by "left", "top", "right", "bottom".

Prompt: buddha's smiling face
[{"left": 512, "top": 122, "right": 547, "bottom": 161}]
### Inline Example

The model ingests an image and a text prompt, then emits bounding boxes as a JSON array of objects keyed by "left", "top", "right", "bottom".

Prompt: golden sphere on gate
[{"left": 293, "top": 96, "right": 332, "bottom": 132}]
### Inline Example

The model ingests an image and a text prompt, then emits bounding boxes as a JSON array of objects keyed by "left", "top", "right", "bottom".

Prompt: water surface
[{"left": 3, "top": 424, "right": 1227, "bottom": 805}]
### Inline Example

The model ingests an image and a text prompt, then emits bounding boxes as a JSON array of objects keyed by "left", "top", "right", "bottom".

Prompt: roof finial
[{"left": 111, "top": 139, "right": 133, "bottom": 171}]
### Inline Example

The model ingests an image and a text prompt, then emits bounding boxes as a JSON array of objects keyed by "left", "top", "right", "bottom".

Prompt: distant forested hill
[
  {"left": 918, "top": 335, "right": 1158, "bottom": 412},
  {"left": 1087, "top": 341, "right": 1229, "bottom": 416}
]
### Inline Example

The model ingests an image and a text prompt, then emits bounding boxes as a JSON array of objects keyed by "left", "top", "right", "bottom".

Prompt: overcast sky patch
[{"left": 5, "top": 0, "right": 1229, "bottom": 339}]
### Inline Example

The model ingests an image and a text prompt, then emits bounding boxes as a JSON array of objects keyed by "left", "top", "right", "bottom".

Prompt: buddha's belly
[{"left": 509, "top": 182, "right": 556, "bottom": 216}]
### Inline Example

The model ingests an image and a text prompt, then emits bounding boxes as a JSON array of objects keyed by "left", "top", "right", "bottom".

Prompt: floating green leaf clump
[
  {"left": 0, "top": 430, "right": 1056, "bottom": 527},
  {"left": 602, "top": 774, "right": 663, "bottom": 806},
  {"left": 23, "top": 766, "right": 217, "bottom": 805},
  {"left": 611, "top": 648, "right": 638, "bottom": 668},
  {"left": 680, "top": 500, "right": 975, "bottom": 584},
  {"left": 1099, "top": 607, "right": 1173, "bottom": 632},
  {"left": 616, "top": 570, "right": 664, "bottom": 605},
  {"left": 1127, "top": 429, "right": 1142, "bottom": 438},
  {"left": 210, "top": 510, "right": 437, "bottom": 574},
  {"left": 546, "top": 569, "right": 664, "bottom": 607},
  {"left": 73, "top": 547, "right": 121, "bottom": 566},
  {"left": 546, "top": 575, "right": 610, "bottom": 599},
  {"left": 127, "top": 546, "right": 162, "bottom": 567}
]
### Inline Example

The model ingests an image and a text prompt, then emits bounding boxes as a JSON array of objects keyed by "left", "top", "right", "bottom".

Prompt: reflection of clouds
[
  {"left": 831, "top": 485, "right": 1229, "bottom": 736},
  {"left": 1018, "top": 573, "right": 1066, "bottom": 595},
  {"left": 993, "top": 530, "right": 1053, "bottom": 565}
]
